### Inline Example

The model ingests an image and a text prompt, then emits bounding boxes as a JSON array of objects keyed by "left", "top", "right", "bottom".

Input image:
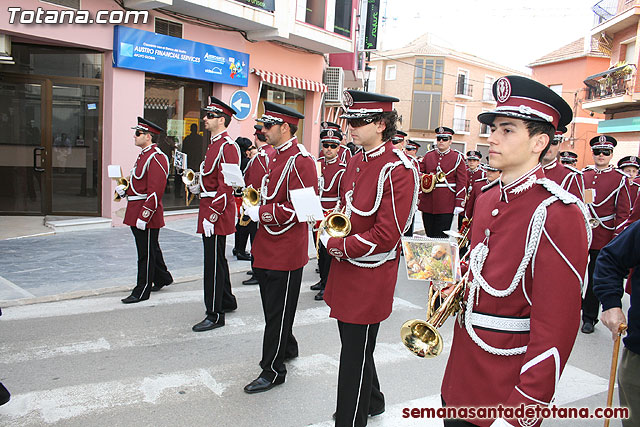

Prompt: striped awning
[{"left": 252, "top": 68, "right": 327, "bottom": 93}]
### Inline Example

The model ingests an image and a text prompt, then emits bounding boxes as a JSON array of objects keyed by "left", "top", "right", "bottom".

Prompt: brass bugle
[
  {"left": 113, "top": 177, "right": 129, "bottom": 202},
  {"left": 315, "top": 210, "right": 351, "bottom": 255},
  {"left": 436, "top": 171, "right": 446, "bottom": 182},
  {"left": 182, "top": 168, "right": 199, "bottom": 186},
  {"left": 242, "top": 187, "right": 260, "bottom": 207}
]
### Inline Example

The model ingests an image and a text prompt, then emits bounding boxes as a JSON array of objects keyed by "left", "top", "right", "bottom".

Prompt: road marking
[
  {"left": 0, "top": 275, "right": 35, "bottom": 298},
  {"left": 0, "top": 368, "right": 228, "bottom": 424},
  {"left": 1, "top": 338, "right": 111, "bottom": 364}
]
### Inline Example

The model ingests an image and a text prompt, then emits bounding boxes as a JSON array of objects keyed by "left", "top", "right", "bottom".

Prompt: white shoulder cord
[
  {"left": 464, "top": 178, "right": 591, "bottom": 356},
  {"left": 261, "top": 152, "right": 303, "bottom": 236}
]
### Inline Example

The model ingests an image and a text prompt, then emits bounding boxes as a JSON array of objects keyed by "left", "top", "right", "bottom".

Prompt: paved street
[{"left": 0, "top": 258, "right": 629, "bottom": 427}]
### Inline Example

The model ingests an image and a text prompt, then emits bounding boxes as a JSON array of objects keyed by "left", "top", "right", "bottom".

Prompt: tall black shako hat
[
  {"left": 258, "top": 101, "right": 304, "bottom": 126},
  {"left": 204, "top": 95, "right": 237, "bottom": 117},
  {"left": 478, "top": 75, "right": 572, "bottom": 130},
  {"left": 589, "top": 135, "right": 617, "bottom": 150},
  {"left": 340, "top": 90, "right": 399, "bottom": 119},
  {"left": 132, "top": 117, "right": 164, "bottom": 134}
]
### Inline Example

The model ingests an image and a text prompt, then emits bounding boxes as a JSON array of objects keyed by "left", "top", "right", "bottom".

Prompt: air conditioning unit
[
  {"left": 325, "top": 67, "right": 344, "bottom": 103},
  {"left": 267, "top": 90, "right": 285, "bottom": 104}
]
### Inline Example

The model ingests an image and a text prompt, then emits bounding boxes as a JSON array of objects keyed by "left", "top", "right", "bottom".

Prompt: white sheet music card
[
  {"left": 107, "top": 165, "right": 123, "bottom": 178},
  {"left": 221, "top": 163, "right": 245, "bottom": 187},
  {"left": 174, "top": 150, "right": 187, "bottom": 170},
  {"left": 290, "top": 187, "right": 324, "bottom": 223}
]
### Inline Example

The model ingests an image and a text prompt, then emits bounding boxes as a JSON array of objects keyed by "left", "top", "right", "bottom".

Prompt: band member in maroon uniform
[
  {"left": 187, "top": 96, "right": 240, "bottom": 332},
  {"left": 322, "top": 121, "right": 352, "bottom": 165},
  {"left": 320, "top": 90, "right": 419, "bottom": 427},
  {"left": 242, "top": 102, "right": 318, "bottom": 394},
  {"left": 541, "top": 126, "right": 584, "bottom": 199},
  {"left": 404, "top": 139, "right": 421, "bottom": 237},
  {"left": 314, "top": 127, "right": 347, "bottom": 301},
  {"left": 559, "top": 150, "right": 578, "bottom": 166},
  {"left": 418, "top": 126, "right": 468, "bottom": 237},
  {"left": 464, "top": 165, "right": 500, "bottom": 221},
  {"left": 466, "top": 150, "right": 486, "bottom": 192},
  {"left": 618, "top": 156, "right": 640, "bottom": 205},
  {"left": 441, "top": 76, "right": 590, "bottom": 426},
  {"left": 116, "top": 117, "right": 173, "bottom": 304},
  {"left": 241, "top": 125, "right": 274, "bottom": 287},
  {"left": 392, "top": 129, "right": 407, "bottom": 149},
  {"left": 581, "top": 135, "right": 632, "bottom": 334}
]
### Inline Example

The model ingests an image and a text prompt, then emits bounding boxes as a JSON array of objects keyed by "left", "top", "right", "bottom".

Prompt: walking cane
[{"left": 604, "top": 323, "right": 627, "bottom": 427}]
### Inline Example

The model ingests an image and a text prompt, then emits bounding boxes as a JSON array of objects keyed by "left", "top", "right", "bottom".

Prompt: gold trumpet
[
  {"left": 113, "top": 177, "right": 129, "bottom": 202},
  {"left": 315, "top": 209, "right": 351, "bottom": 254},
  {"left": 182, "top": 168, "right": 199, "bottom": 186},
  {"left": 238, "top": 187, "right": 261, "bottom": 226},
  {"left": 400, "top": 271, "right": 468, "bottom": 358},
  {"left": 436, "top": 171, "right": 446, "bottom": 182}
]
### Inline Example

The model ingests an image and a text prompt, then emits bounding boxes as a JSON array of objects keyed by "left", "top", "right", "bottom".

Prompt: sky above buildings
[{"left": 379, "top": 0, "right": 599, "bottom": 72}]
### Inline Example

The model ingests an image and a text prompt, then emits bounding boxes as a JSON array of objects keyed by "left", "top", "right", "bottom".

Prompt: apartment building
[
  {"left": 367, "top": 33, "right": 524, "bottom": 159},
  {"left": 582, "top": 0, "right": 640, "bottom": 160},
  {"left": 0, "top": 0, "right": 359, "bottom": 222},
  {"left": 529, "top": 37, "right": 611, "bottom": 169}
]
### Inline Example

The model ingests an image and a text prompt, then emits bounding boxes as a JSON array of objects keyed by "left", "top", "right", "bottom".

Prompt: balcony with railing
[
  {"left": 455, "top": 81, "right": 473, "bottom": 98},
  {"left": 480, "top": 123, "right": 491, "bottom": 137},
  {"left": 453, "top": 118, "right": 470, "bottom": 133},
  {"left": 582, "top": 64, "right": 638, "bottom": 113},
  {"left": 592, "top": 0, "right": 639, "bottom": 29}
]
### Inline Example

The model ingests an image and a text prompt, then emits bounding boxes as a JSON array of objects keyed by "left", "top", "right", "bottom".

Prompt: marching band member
[
  {"left": 242, "top": 102, "right": 318, "bottom": 394},
  {"left": 314, "top": 127, "right": 347, "bottom": 301},
  {"left": 392, "top": 129, "right": 407, "bottom": 150},
  {"left": 559, "top": 150, "right": 578, "bottom": 166},
  {"left": 541, "top": 126, "right": 584, "bottom": 199},
  {"left": 418, "top": 126, "right": 468, "bottom": 238},
  {"left": 466, "top": 150, "right": 486, "bottom": 191},
  {"left": 117, "top": 117, "right": 173, "bottom": 304},
  {"left": 241, "top": 125, "right": 274, "bottom": 287},
  {"left": 320, "top": 90, "right": 419, "bottom": 426},
  {"left": 464, "top": 165, "right": 500, "bottom": 221},
  {"left": 404, "top": 139, "right": 421, "bottom": 237},
  {"left": 188, "top": 96, "right": 240, "bottom": 332},
  {"left": 581, "top": 135, "right": 632, "bottom": 334},
  {"left": 617, "top": 156, "right": 640, "bottom": 205},
  {"left": 441, "top": 76, "right": 590, "bottom": 426},
  {"left": 322, "top": 121, "right": 352, "bottom": 165}
]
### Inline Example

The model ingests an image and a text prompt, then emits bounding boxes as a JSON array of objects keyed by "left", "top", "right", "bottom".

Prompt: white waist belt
[
  {"left": 200, "top": 191, "right": 218, "bottom": 198},
  {"left": 352, "top": 249, "right": 397, "bottom": 263},
  {"left": 435, "top": 183, "right": 456, "bottom": 189},
  {"left": 321, "top": 197, "right": 339, "bottom": 202},
  {"left": 128, "top": 195, "right": 147, "bottom": 201},
  {"left": 468, "top": 312, "right": 530, "bottom": 332}
]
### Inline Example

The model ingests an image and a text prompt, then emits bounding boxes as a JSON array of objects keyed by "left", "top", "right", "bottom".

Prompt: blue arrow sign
[{"left": 230, "top": 90, "right": 252, "bottom": 121}]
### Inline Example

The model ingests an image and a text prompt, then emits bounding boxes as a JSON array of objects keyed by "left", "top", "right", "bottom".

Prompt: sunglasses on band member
[
  {"left": 405, "top": 147, "right": 417, "bottom": 151},
  {"left": 593, "top": 149, "right": 612, "bottom": 156},
  {"left": 263, "top": 122, "right": 281, "bottom": 130},
  {"left": 550, "top": 140, "right": 560, "bottom": 146},
  {"left": 346, "top": 116, "right": 376, "bottom": 128},
  {"left": 205, "top": 112, "right": 224, "bottom": 119},
  {"left": 436, "top": 136, "right": 451, "bottom": 142},
  {"left": 322, "top": 143, "right": 339, "bottom": 149},
  {"left": 134, "top": 130, "right": 148, "bottom": 137}
]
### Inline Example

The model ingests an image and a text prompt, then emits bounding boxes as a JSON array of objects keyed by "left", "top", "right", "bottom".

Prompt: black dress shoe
[
  {"left": 236, "top": 252, "right": 252, "bottom": 261},
  {"left": 232, "top": 248, "right": 239, "bottom": 256},
  {"left": 121, "top": 295, "right": 149, "bottom": 304},
  {"left": 581, "top": 322, "right": 594, "bottom": 334},
  {"left": 314, "top": 289, "right": 324, "bottom": 301},
  {"left": 243, "top": 277, "right": 259, "bottom": 286},
  {"left": 151, "top": 280, "right": 173, "bottom": 292},
  {"left": 310, "top": 281, "right": 322, "bottom": 291},
  {"left": 192, "top": 316, "right": 224, "bottom": 332},
  {"left": 246, "top": 271, "right": 254, "bottom": 276},
  {"left": 332, "top": 406, "right": 384, "bottom": 420},
  {"left": 0, "top": 382, "right": 10, "bottom": 406},
  {"left": 243, "top": 376, "right": 284, "bottom": 394}
]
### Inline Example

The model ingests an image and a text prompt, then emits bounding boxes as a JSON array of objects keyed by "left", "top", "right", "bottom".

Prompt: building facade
[
  {"left": 529, "top": 37, "right": 611, "bottom": 170},
  {"left": 582, "top": 0, "right": 640, "bottom": 159},
  {"left": 0, "top": 0, "right": 359, "bottom": 223},
  {"left": 367, "top": 33, "right": 524, "bottom": 160}
]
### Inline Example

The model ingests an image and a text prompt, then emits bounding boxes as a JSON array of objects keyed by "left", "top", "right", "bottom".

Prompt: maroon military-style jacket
[
  {"left": 467, "top": 166, "right": 486, "bottom": 193},
  {"left": 196, "top": 130, "right": 240, "bottom": 236},
  {"left": 441, "top": 166, "right": 590, "bottom": 427},
  {"left": 406, "top": 154, "right": 421, "bottom": 173},
  {"left": 338, "top": 144, "right": 352, "bottom": 165},
  {"left": 583, "top": 165, "right": 631, "bottom": 250},
  {"left": 251, "top": 137, "right": 318, "bottom": 271},
  {"left": 318, "top": 155, "right": 346, "bottom": 212},
  {"left": 418, "top": 148, "right": 468, "bottom": 214},
  {"left": 464, "top": 177, "right": 490, "bottom": 220},
  {"left": 630, "top": 176, "right": 640, "bottom": 206},
  {"left": 542, "top": 159, "right": 584, "bottom": 200},
  {"left": 324, "top": 141, "right": 419, "bottom": 325},
  {"left": 243, "top": 145, "right": 273, "bottom": 190},
  {"left": 124, "top": 144, "right": 169, "bottom": 229}
]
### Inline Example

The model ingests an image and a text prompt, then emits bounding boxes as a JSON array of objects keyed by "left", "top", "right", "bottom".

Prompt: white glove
[
  {"left": 453, "top": 207, "right": 464, "bottom": 215},
  {"left": 319, "top": 230, "right": 331, "bottom": 248},
  {"left": 202, "top": 219, "right": 214, "bottom": 237},
  {"left": 136, "top": 218, "right": 147, "bottom": 231},
  {"left": 188, "top": 183, "right": 201, "bottom": 194},
  {"left": 245, "top": 205, "right": 260, "bottom": 222},
  {"left": 115, "top": 184, "right": 127, "bottom": 197}
]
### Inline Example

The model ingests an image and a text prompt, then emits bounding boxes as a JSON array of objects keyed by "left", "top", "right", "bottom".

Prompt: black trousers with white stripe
[
  {"left": 130, "top": 227, "right": 173, "bottom": 299},
  {"left": 335, "top": 321, "right": 385, "bottom": 427},
  {"left": 253, "top": 267, "right": 303, "bottom": 382},
  {"left": 203, "top": 234, "right": 237, "bottom": 318}
]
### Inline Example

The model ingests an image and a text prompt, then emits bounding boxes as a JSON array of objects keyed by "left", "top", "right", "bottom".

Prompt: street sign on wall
[{"left": 230, "top": 90, "right": 252, "bottom": 120}]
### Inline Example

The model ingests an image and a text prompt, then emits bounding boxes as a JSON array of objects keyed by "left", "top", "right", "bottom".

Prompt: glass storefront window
[
  {"left": 144, "top": 73, "right": 212, "bottom": 210},
  {"left": 0, "top": 44, "right": 102, "bottom": 79},
  {"left": 257, "top": 83, "right": 306, "bottom": 143}
]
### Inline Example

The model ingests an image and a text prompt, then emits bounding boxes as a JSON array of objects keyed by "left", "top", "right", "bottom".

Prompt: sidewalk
[{"left": 0, "top": 214, "right": 424, "bottom": 307}]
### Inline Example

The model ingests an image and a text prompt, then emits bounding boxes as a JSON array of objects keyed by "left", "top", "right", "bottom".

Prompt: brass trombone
[
  {"left": 113, "top": 177, "right": 129, "bottom": 202},
  {"left": 400, "top": 265, "right": 469, "bottom": 358}
]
